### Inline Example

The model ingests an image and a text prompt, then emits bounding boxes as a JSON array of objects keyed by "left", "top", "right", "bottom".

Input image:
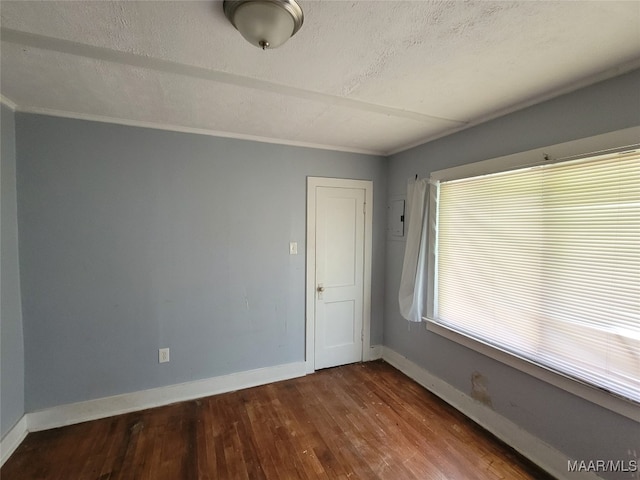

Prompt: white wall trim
[
  {"left": 422, "top": 126, "right": 640, "bottom": 423},
  {"left": 306, "top": 177, "right": 374, "bottom": 373},
  {"left": 27, "top": 361, "right": 306, "bottom": 433},
  {"left": 429, "top": 126, "right": 640, "bottom": 183},
  {"left": 387, "top": 59, "right": 640, "bottom": 156},
  {"left": 381, "top": 346, "right": 603, "bottom": 480},
  {"left": 368, "top": 344, "right": 383, "bottom": 361},
  {"left": 427, "top": 322, "right": 640, "bottom": 422},
  {"left": 0, "top": 415, "right": 28, "bottom": 467},
  {"left": 17, "top": 107, "right": 383, "bottom": 156},
  {"left": 1, "top": 353, "right": 597, "bottom": 478},
  {"left": 0, "top": 94, "right": 18, "bottom": 111},
  {"left": 1, "top": 361, "right": 305, "bottom": 465}
]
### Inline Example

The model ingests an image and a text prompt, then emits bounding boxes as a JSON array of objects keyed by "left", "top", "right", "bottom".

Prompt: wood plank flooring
[{"left": 1, "top": 361, "right": 555, "bottom": 479}]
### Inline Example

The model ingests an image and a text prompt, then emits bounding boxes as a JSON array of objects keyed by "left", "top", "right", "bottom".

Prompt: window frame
[{"left": 424, "top": 126, "right": 640, "bottom": 422}]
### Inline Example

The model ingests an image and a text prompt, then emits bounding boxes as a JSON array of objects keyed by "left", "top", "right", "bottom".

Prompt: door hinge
[{"left": 363, "top": 202, "right": 366, "bottom": 214}]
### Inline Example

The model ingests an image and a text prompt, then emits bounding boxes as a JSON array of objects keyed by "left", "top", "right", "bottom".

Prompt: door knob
[{"left": 317, "top": 285, "right": 325, "bottom": 292}]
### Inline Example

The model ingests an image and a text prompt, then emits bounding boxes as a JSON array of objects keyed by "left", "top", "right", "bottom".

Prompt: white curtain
[{"left": 398, "top": 177, "right": 429, "bottom": 322}]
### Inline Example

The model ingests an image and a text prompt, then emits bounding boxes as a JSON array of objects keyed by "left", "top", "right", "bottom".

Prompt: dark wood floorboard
[{"left": 1, "top": 361, "right": 555, "bottom": 479}]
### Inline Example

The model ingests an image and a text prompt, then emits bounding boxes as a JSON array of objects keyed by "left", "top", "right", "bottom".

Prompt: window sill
[{"left": 425, "top": 319, "right": 640, "bottom": 422}]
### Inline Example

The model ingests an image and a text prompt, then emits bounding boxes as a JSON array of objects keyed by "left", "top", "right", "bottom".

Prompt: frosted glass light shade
[{"left": 224, "top": 0, "right": 304, "bottom": 49}]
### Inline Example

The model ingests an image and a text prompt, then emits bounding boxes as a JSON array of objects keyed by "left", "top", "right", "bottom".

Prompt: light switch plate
[{"left": 289, "top": 242, "right": 298, "bottom": 255}]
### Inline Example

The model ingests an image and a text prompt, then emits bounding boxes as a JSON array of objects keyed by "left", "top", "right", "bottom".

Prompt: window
[{"left": 426, "top": 131, "right": 640, "bottom": 413}]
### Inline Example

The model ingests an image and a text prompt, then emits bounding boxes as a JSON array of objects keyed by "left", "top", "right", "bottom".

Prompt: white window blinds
[{"left": 431, "top": 150, "right": 640, "bottom": 404}]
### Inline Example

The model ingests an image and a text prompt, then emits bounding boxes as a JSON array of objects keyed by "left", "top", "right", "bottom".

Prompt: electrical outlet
[{"left": 159, "top": 348, "right": 170, "bottom": 363}]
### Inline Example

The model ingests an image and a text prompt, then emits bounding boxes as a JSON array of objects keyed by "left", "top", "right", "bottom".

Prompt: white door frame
[{"left": 306, "top": 177, "right": 373, "bottom": 373}]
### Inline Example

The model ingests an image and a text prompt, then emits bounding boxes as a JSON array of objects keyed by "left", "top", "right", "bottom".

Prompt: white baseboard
[
  {"left": 382, "top": 346, "right": 601, "bottom": 480},
  {"left": 1, "top": 415, "right": 28, "bottom": 467},
  {"left": 3, "top": 351, "right": 592, "bottom": 478},
  {"left": 368, "top": 344, "right": 383, "bottom": 360},
  {"left": 28, "top": 361, "right": 306, "bottom": 433}
]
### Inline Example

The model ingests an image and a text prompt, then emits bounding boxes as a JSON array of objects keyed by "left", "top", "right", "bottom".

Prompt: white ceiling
[{"left": 1, "top": 1, "right": 639, "bottom": 155}]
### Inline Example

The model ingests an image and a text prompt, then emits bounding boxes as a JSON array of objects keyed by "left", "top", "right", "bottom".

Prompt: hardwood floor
[{"left": 2, "top": 361, "right": 554, "bottom": 479}]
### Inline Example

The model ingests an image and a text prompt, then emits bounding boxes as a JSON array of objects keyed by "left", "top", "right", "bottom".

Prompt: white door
[{"left": 307, "top": 178, "right": 372, "bottom": 371}]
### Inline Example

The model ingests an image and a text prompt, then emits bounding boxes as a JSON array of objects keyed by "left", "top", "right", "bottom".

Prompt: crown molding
[
  {"left": 388, "top": 60, "right": 640, "bottom": 157},
  {"left": 19, "top": 106, "right": 385, "bottom": 157},
  {"left": 0, "top": 94, "right": 18, "bottom": 111}
]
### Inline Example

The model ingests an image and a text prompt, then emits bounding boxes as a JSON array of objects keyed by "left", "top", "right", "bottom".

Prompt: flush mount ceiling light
[{"left": 223, "top": 0, "right": 304, "bottom": 50}]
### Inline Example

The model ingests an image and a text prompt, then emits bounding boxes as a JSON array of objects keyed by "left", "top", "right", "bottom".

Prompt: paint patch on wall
[{"left": 471, "top": 371, "right": 492, "bottom": 408}]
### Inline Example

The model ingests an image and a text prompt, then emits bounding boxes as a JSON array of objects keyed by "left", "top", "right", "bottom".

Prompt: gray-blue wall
[
  {"left": 15, "top": 115, "right": 387, "bottom": 411},
  {"left": 1, "top": 103, "right": 25, "bottom": 437},
  {"left": 6, "top": 68, "right": 639, "bottom": 478},
  {"left": 385, "top": 69, "right": 640, "bottom": 480}
]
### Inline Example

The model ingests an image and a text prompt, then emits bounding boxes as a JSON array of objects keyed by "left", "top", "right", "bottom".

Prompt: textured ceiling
[{"left": 1, "top": 1, "right": 639, "bottom": 155}]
